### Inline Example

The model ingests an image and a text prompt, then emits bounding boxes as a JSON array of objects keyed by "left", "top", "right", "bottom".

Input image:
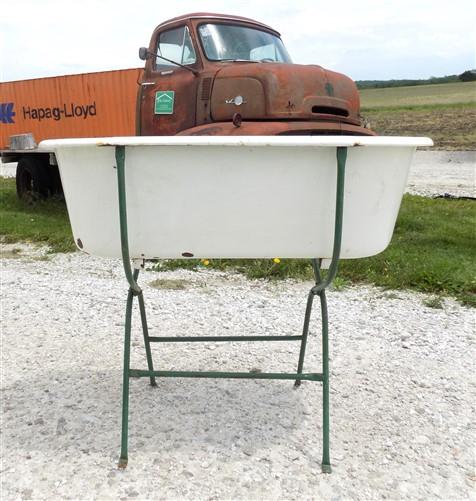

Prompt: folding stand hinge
[
  {"left": 132, "top": 258, "right": 146, "bottom": 271},
  {"left": 320, "top": 259, "right": 331, "bottom": 270}
]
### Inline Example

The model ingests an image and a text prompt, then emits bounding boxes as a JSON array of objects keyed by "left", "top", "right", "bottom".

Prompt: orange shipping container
[{"left": 0, "top": 68, "right": 142, "bottom": 149}]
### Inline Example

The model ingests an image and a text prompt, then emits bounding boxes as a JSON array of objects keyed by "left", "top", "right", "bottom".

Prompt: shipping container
[{"left": 0, "top": 68, "right": 142, "bottom": 149}]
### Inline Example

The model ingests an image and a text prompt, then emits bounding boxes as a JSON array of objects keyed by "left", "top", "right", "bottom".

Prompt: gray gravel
[
  {"left": 1, "top": 245, "right": 475, "bottom": 500},
  {"left": 406, "top": 151, "right": 475, "bottom": 198},
  {"left": 1, "top": 149, "right": 475, "bottom": 499}
]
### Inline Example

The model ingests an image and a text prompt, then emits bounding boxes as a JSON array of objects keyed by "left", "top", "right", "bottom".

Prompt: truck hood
[{"left": 210, "top": 63, "right": 361, "bottom": 125}]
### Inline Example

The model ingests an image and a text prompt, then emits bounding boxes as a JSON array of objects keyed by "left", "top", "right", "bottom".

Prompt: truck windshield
[{"left": 198, "top": 23, "right": 292, "bottom": 63}]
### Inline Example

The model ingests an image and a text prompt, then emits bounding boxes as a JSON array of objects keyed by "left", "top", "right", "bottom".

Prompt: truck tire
[
  {"left": 16, "top": 156, "right": 51, "bottom": 202},
  {"left": 50, "top": 165, "right": 64, "bottom": 197}
]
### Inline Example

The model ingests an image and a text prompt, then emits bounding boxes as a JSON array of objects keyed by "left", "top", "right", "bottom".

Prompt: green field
[
  {"left": 359, "top": 81, "right": 476, "bottom": 149},
  {"left": 360, "top": 81, "right": 476, "bottom": 108}
]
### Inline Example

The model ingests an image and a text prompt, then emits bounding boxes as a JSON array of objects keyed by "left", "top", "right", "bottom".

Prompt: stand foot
[
  {"left": 321, "top": 462, "right": 332, "bottom": 474},
  {"left": 293, "top": 380, "right": 302, "bottom": 388},
  {"left": 118, "top": 457, "right": 128, "bottom": 469},
  {"left": 150, "top": 380, "right": 158, "bottom": 388}
]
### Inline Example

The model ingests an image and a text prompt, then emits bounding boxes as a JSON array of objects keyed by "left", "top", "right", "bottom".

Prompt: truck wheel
[
  {"left": 50, "top": 165, "right": 64, "bottom": 198},
  {"left": 16, "top": 157, "right": 51, "bottom": 202}
]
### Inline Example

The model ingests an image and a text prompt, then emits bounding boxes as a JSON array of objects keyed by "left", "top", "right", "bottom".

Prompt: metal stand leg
[
  {"left": 319, "top": 288, "right": 331, "bottom": 473},
  {"left": 118, "top": 286, "right": 134, "bottom": 469},
  {"left": 113, "top": 144, "right": 347, "bottom": 473},
  {"left": 293, "top": 147, "right": 347, "bottom": 473},
  {"left": 294, "top": 291, "right": 314, "bottom": 388},
  {"left": 116, "top": 147, "right": 158, "bottom": 468},
  {"left": 118, "top": 268, "right": 156, "bottom": 469},
  {"left": 295, "top": 259, "right": 332, "bottom": 473},
  {"left": 295, "top": 259, "right": 321, "bottom": 388},
  {"left": 137, "top": 290, "right": 157, "bottom": 388}
]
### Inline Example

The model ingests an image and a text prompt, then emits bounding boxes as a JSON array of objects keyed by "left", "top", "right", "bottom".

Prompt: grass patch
[
  {"left": 1, "top": 178, "right": 474, "bottom": 306},
  {"left": 337, "top": 195, "right": 475, "bottom": 306},
  {"left": 154, "top": 196, "right": 476, "bottom": 306},
  {"left": 152, "top": 257, "right": 313, "bottom": 280},
  {"left": 422, "top": 296, "right": 444, "bottom": 309},
  {"left": 359, "top": 81, "right": 476, "bottom": 108},
  {"left": 0, "top": 178, "right": 75, "bottom": 253},
  {"left": 149, "top": 278, "right": 190, "bottom": 290},
  {"left": 1, "top": 247, "right": 23, "bottom": 259}
]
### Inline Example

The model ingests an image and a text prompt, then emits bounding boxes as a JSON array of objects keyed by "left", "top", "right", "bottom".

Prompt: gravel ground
[
  {"left": 1, "top": 149, "right": 475, "bottom": 499},
  {"left": 1, "top": 245, "right": 475, "bottom": 500},
  {"left": 406, "top": 151, "right": 475, "bottom": 198}
]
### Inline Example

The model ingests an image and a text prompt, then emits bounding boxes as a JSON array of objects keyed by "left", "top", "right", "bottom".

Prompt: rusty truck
[{"left": 0, "top": 12, "right": 373, "bottom": 200}]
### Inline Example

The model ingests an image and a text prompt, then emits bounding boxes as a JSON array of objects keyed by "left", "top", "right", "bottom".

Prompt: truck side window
[{"left": 156, "top": 26, "right": 196, "bottom": 68}]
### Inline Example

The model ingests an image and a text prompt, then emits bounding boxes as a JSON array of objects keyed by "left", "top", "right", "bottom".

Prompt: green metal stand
[{"left": 115, "top": 145, "right": 347, "bottom": 473}]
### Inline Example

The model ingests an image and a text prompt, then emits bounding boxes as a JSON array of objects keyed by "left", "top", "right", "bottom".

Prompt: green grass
[
  {"left": 360, "top": 81, "right": 476, "bottom": 109},
  {"left": 422, "top": 296, "right": 444, "bottom": 309},
  {"left": 1, "top": 178, "right": 474, "bottom": 306},
  {"left": 154, "top": 196, "right": 475, "bottom": 306},
  {"left": 337, "top": 196, "right": 476, "bottom": 306},
  {"left": 0, "top": 178, "right": 75, "bottom": 253}
]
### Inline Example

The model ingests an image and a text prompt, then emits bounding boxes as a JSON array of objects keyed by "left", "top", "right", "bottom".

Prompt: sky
[{"left": 0, "top": 0, "right": 475, "bottom": 82}]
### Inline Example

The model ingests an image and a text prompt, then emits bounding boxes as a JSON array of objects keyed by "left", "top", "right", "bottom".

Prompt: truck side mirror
[{"left": 138, "top": 47, "right": 149, "bottom": 61}]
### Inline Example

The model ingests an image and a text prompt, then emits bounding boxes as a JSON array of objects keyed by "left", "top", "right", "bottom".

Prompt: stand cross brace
[{"left": 114, "top": 145, "right": 347, "bottom": 473}]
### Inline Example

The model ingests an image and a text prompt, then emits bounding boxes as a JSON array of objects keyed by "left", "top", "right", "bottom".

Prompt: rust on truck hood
[
  {"left": 210, "top": 63, "right": 361, "bottom": 126},
  {"left": 177, "top": 120, "right": 374, "bottom": 136}
]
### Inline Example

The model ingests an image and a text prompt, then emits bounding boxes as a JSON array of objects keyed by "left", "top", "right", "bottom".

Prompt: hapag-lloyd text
[{"left": 22, "top": 102, "right": 97, "bottom": 122}]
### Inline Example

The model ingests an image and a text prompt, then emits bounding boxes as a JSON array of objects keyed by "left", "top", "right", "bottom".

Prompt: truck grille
[
  {"left": 201, "top": 78, "right": 212, "bottom": 101},
  {"left": 312, "top": 106, "right": 349, "bottom": 117}
]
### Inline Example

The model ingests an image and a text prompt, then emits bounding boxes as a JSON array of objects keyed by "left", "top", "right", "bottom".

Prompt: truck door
[{"left": 139, "top": 25, "right": 199, "bottom": 136}]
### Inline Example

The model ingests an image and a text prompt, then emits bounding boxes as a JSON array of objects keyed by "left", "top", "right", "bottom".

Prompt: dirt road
[{"left": 407, "top": 150, "right": 475, "bottom": 197}]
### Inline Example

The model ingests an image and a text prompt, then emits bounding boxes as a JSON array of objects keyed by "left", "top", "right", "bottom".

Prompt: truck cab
[
  {"left": 1, "top": 12, "right": 372, "bottom": 201},
  {"left": 138, "top": 12, "right": 372, "bottom": 136}
]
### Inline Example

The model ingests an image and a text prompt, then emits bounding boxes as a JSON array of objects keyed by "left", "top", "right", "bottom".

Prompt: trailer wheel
[{"left": 16, "top": 156, "right": 51, "bottom": 203}]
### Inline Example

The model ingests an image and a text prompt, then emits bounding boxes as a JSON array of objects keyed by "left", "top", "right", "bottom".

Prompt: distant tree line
[
  {"left": 459, "top": 70, "right": 476, "bottom": 82},
  {"left": 356, "top": 70, "right": 476, "bottom": 89}
]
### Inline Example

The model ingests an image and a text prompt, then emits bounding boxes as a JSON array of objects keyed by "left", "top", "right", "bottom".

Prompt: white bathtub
[{"left": 40, "top": 136, "right": 432, "bottom": 260}]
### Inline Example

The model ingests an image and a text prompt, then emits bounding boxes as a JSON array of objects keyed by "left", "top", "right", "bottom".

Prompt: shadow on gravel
[{"left": 2, "top": 369, "right": 308, "bottom": 460}]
